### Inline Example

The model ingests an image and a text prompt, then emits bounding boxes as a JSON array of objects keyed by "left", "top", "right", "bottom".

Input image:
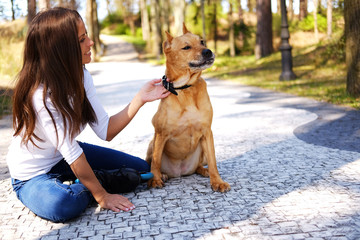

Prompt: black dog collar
[{"left": 162, "top": 75, "right": 191, "bottom": 96}]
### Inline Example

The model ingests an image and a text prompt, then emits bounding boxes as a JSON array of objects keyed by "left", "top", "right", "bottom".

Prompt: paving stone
[{"left": 40, "top": 236, "right": 59, "bottom": 240}]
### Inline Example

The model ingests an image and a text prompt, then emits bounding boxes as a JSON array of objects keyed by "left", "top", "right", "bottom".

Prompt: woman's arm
[
  {"left": 70, "top": 153, "right": 135, "bottom": 212},
  {"left": 106, "top": 78, "right": 170, "bottom": 141}
]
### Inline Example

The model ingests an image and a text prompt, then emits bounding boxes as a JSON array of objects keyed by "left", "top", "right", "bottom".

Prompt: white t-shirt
[{"left": 6, "top": 69, "right": 110, "bottom": 181}]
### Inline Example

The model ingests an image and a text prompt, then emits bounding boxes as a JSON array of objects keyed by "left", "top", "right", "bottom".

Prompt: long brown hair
[{"left": 12, "top": 7, "right": 97, "bottom": 147}]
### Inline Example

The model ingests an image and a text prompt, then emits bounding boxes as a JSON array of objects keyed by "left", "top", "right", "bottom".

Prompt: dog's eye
[
  {"left": 200, "top": 40, "right": 205, "bottom": 46},
  {"left": 182, "top": 46, "right": 191, "bottom": 50}
]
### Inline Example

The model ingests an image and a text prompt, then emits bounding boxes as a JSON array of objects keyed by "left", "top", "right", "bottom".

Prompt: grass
[{"left": 204, "top": 36, "right": 358, "bottom": 109}]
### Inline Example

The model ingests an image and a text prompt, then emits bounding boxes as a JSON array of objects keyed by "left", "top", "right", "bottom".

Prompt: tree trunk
[
  {"left": 11, "top": 0, "right": 15, "bottom": 20},
  {"left": 299, "top": 0, "right": 308, "bottom": 20},
  {"left": 174, "top": 0, "right": 185, "bottom": 36},
  {"left": 39, "top": 0, "right": 50, "bottom": 10},
  {"left": 345, "top": 0, "right": 360, "bottom": 97},
  {"left": 238, "top": 0, "right": 243, "bottom": 21},
  {"left": 27, "top": 0, "right": 36, "bottom": 25},
  {"left": 277, "top": 0, "right": 281, "bottom": 13},
  {"left": 313, "top": 0, "right": 319, "bottom": 42},
  {"left": 86, "top": 0, "right": 101, "bottom": 61},
  {"left": 238, "top": 0, "right": 244, "bottom": 48},
  {"left": 213, "top": 0, "right": 218, "bottom": 54},
  {"left": 162, "top": 0, "right": 170, "bottom": 33},
  {"left": 124, "top": 0, "right": 136, "bottom": 36},
  {"left": 70, "top": 0, "right": 77, "bottom": 10},
  {"left": 58, "top": 0, "right": 77, "bottom": 9},
  {"left": 92, "top": 0, "right": 101, "bottom": 55},
  {"left": 255, "top": 0, "right": 273, "bottom": 59},
  {"left": 288, "top": 0, "right": 294, "bottom": 20},
  {"left": 140, "top": 0, "right": 151, "bottom": 41},
  {"left": 201, "top": 0, "right": 206, "bottom": 45},
  {"left": 106, "top": 0, "right": 111, "bottom": 15},
  {"left": 327, "top": 0, "right": 332, "bottom": 39},
  {"left": 150, "top": 0, "right": 162, "bottom": 59},
  {"left": 86, "top": 0, "right": 93, "bottom": 48},
  {"left": 229, "top": 1, "right": 235, "bottom": 57}
]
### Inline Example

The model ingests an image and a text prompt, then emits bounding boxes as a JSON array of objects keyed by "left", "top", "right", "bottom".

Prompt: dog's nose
[{"left": 202, "top": 49, "right": 213, "bottom": 59}]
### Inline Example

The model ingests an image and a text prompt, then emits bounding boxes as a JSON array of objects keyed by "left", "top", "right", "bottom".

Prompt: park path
[{"left": 1, "top": 35, "right": 360, "bottom": 240}]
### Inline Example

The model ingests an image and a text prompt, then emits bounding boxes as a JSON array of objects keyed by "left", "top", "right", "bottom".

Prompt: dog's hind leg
[
  {"left": 145, "top": 139, "right": 154, "bottom": 164},
  {"left": 196, "top": 165, "right": 209, "bottom": 177},
  {"left": 148, "top": 133, "right": 169, "bottom": 188}
]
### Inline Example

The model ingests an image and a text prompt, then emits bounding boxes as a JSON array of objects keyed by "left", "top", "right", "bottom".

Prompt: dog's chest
[
  {"left": 171, "top": 105, "right": 209, "bottom": 133},
  {"left": 161, "top": 103, "right": 209, "bottom": 157}
]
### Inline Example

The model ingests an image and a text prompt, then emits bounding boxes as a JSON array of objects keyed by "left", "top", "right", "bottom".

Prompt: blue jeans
[{"left": 11, "top": 142, "right": 150, "bottom": 223}]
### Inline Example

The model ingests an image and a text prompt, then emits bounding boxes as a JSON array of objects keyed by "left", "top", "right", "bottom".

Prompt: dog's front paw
[
  {"left": 211, "top": 180, "right": 231, "bottom": 192},
  {"left": 148, "top": 177, "right": 164, "bottom": 188}
]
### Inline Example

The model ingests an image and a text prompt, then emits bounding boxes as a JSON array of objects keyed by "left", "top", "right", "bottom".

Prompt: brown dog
[{"left": 146, "top": 24, "right": 230, "bottom": 192}]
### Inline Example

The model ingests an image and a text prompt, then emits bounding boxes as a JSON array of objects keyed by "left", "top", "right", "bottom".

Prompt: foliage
[
  {"left": 100, "top": 11, "right": 144, "bottom": 37},
  {"left": 297, "top": 13, "right": 328, "bottom": 32},
  {"left": 100, "top": 12, "right": 124, "bottom": 29},
  {"left": 100, "top": 11, "right": 131, "bottom": 35},
  {"left": 288, "top": 7, "right": 344, "bottom": 38},
  {"left": 185, "top": 1, "right": 225, "bottom": 38},
  {"left": 113, "top": 23, "right": 132, "bottom": 35},
  {"left": 230, "top": 22, "right": 254, "bottom": 55},
  {"left": 319, "top": 34, "right": 345, "bottom": 65}
]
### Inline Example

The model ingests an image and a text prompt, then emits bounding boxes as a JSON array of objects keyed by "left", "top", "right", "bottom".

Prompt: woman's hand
[
  {"left": 106, "top": 78, "right": 170, "bottom": 141},
  {"left": 98, "top": 192, "right": 135, "bottom": 212},
  {"left": 137, "top": 78, "right": 170, "bottom": 105}
]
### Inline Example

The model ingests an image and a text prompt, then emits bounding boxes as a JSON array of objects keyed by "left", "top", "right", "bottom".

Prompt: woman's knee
[
  {"left": 18, "top": 179, "right": 92, "bottom": 222},
  {"left": 47, "top": 189, "right": 91, "bottom": 222}
]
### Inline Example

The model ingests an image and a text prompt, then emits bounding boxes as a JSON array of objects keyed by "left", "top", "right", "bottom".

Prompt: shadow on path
[{"left": 227, "top": 80, "right": 360, "bottom": 153}]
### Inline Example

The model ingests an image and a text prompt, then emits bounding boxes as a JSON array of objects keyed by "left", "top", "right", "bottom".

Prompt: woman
[{"left": 6, "top": 7, "right": 170, "bottom": 223}]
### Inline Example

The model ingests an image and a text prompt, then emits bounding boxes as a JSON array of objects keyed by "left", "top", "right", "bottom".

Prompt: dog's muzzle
[{"left": 189, "top": 49, "right": 215, "bottom": 69}]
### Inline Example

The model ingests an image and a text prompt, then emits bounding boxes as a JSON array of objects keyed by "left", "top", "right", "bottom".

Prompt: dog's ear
[
  {"left": 163, "top": 31, "right": 173, "bottom": 51},
  {"left": 165, "top": 31, "right": 173, "bottom": 43},
  {"left": 183, "top": 23, "right": 190, "bottom": 34}
]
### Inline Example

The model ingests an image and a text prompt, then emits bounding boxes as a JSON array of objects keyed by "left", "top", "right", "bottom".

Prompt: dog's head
[{"left": 163, "top": 23, "right": 215, "bottom": 83}]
